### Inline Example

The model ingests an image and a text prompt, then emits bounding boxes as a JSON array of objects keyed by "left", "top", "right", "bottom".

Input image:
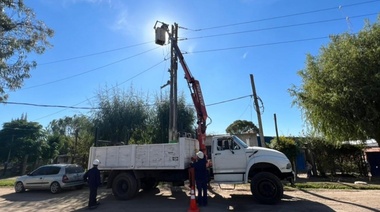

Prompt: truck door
[{"left": 212, "top": 137, "right": 247, "bottom": 182}]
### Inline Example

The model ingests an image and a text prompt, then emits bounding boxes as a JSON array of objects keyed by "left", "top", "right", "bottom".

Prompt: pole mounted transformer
[{"left": 154, "top": 21, "right": 168, "bottom": 46}]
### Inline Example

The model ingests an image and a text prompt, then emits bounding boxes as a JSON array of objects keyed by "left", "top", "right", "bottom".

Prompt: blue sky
[{"left": 1, "top": 0, "right": 379, "bottom": 137}]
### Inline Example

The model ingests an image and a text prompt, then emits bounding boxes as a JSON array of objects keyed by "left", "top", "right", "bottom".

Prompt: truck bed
[{"left": 88, "top": 137, "right": 199, "bottom": 170}]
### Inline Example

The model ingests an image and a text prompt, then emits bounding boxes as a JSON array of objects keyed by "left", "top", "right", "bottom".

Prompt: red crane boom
[{"left": 171, "top": 43, "right": 208, "bottom": 152}]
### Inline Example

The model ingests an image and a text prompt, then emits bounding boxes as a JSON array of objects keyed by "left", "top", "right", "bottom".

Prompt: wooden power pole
[
  {"left": 169, "top": 23, "right": 178, "bottom": 142},
  {"left": 250, "top": 74, "right": 266, "bottom": 147}
]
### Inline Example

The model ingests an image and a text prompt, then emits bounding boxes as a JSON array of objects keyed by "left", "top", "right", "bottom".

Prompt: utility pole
[
  {"left": 168, "top": 23, "right": 178, "bottom": 142},
  {"left": 274, "top": 113, "right": 280, "bottom": 141},
  {"left": 74, "top": 128, "right": 79, "bottom": 163},
  {"left": 250, "top": 74, "right": 266, "bottom": 147}
]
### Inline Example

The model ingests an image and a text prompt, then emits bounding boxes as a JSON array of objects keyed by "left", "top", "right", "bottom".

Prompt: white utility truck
[
  {"left": 88, "top": 134, "right": 294, "bottom": 204},
  {"left": 87, "top": 21, "right": 294, "bottom": 204}
]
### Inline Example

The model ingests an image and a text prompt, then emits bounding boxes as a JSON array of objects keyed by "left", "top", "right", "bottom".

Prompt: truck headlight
[{"left": 286, "top": 163, "right": 292, "bottom": 169}]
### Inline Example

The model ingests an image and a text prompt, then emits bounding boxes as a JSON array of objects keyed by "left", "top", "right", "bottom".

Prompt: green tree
[
  {"left": 289, "top": 17, "right": 380, "bottom": 145},
  {"left": 269, "top": 136, "right": 298, "bottom": 164},
  {"left": 44, "top": 134, "right": 61, "bottom": 162},
  {"left": 93, "top": 87, "right": 150, "bottom": 144},
  {"left": 0, "top": 0, "right": 54, "bottom": 101},
  {"left": 151, "top": 93, "right": 195, "bottom": 143},
  {"left": 47, "top": 115, "right": 94, "bottom": 165},
  {"left": 226, "top": 120, "right": 259, "bottom": 134},
  {"left": 0, "top": 115, "right": 47, "bottom": 173}
]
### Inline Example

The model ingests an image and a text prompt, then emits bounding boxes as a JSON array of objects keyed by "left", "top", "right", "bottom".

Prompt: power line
[
  {"left": 2, "top": 94, "right": 253, "bottom": 111},
  {"left": 7, "top": 1, "right": 378, "bottom": 123},
  {"left": 184, "top": 13, "right": 378, "bottom": 41},
  {"left": 39, "top": 41, "right": 154, "bottom": 65},
  {"left": 206, "top": 95, "right": 252, "bottom": 106},
  {"left": 23, "top": 47, "right": 160, "bottom": 90},
  {"left": 2, "top": 101, "right": 98, "bottom": 109},
  {"left": 30, "top": 1, "right": 377, "bottom": 70},
  {"left": 189, "top": 36, "right": 331, "bottom": 54},
  {"left": 183, "top": 1, "right": 379, "bottom": 31},
  {"left": 27, "top": 1, "right": 376, "bottom": 69},
  {"left": 26, "top": 10, "right": 377, "bottom": 91},
  {"left": 31, "top": 59, "right": 168, "bottom": 121},
  {"left": 25, "top": 13, "right": 375, "bottom": 91}
]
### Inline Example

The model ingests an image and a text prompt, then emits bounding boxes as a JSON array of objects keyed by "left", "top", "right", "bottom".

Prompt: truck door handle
[{"left": 215, "top": 153, "right": 221, "bottom": 155}]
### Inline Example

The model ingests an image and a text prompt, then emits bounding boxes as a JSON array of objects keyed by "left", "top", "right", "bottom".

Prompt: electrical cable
[
  {"left": 25, "top": 10, "right": 377, "bottom": 91},
  {"left": 22, "top": 47, "right": 160, "bottom": 90},
  {"left": 206, "top": 95, "right": 252, "bottom": 106},
  {"left": 39, "top": 41, "right": 154, "bottom": 65},
  {"left": 2, "top": 101, "right": 98, "bottom": 109},
  {"left": 28, "top": 1, "right": 377, "bottom": 69},
  {"left": 2, "top": 93, "right": 252, "bottom": 111},
  {"left": 4, "top": 0, "right": 378, "bottom": 123},
  {"left": 184, "top": 13, "right": 378, "bottom": 41},
  {"left": 189, "top": 36, "right": 330, "bottom": 54},
  {"left": 31, "top": 59, "right": 167, "bottom": 121},
  {"left": 183, "top": 1, "right": 379, "bottom": 31}
]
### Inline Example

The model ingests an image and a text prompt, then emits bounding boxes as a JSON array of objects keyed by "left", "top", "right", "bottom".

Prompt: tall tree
[
  {"left": 0, "top": 0, "right": 54, "bottom": 101},
  {"left": 151, "top": 93, "right": 195, "bottom": 143},
  {"left": 289, "top": 17, "right": 380, "bottom": 145},
  {"left": 47, "top": 115, "right": 94, "bottom": 165},
  {"left": 93, "top": 87, "right": 150, "bottom": 144},
  {"left": 0, "top": 115, "right": 47, "bottom": 166},
  {"left": 226, "top": 120, "right": 259, "bottom": 134}
]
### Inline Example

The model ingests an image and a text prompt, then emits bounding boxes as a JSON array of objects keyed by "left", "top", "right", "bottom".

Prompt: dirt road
[{"left": 0, "top": 184, "right": 379, "bottom": 212}]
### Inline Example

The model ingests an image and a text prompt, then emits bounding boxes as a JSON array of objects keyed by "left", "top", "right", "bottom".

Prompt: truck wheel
[
  {"left": 141, "top": 178, "right": 158, "bottom": 191},
  {"left": 112, "top": 172, "right": 139, "bottom": 200},
  {"left": 250, "top": 172, "right": 283, "bottom": 204}
]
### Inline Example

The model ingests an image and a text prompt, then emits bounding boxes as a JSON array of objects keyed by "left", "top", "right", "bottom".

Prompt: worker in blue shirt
[
  {"left": 191, "top": 151, "right": 208, "bottom": 206},
  {"left": 84, "top": 159, "right": 101, "bottom": 209}
]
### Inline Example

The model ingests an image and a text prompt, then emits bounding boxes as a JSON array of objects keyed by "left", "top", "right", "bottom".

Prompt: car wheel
[
  {"left": 250, "top": 172, "right": 283, "bottom": 204},
  {"left": 50, "top": 182, "right": 61, "bottom": 194},
  {"left": 15, "top": 182, "right": 25, "bottom": 193}
]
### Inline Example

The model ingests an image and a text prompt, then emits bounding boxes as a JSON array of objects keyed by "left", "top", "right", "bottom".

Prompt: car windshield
[{"left": 233, "top": 135, "right": 248, "bottom": 148}]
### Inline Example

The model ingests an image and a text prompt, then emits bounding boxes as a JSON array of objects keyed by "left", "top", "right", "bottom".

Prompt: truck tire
[
  {"left": 112, "top": 172, "right": 139, "bottom": 200},
  {"left": 250, "top": 172, "right": 283, "bottom": 204}
]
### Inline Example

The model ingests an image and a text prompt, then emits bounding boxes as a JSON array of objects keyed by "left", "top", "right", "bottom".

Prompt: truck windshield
[{"left": 233, "top": 135, "right": 249, "bottom": 148}]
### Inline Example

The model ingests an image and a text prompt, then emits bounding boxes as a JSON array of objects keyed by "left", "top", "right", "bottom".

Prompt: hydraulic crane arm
[{"left": 171, "top": 42, "right": 208, "bottom": 152}]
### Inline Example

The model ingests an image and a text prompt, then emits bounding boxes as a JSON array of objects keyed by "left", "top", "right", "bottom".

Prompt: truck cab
[{"left": 209, "top": 135, "right": 295, "bottom": 204}]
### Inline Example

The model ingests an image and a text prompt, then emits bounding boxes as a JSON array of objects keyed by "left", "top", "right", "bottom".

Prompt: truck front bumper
[{"left": 282, "top": 171, "right": 296, "bottom": 184}]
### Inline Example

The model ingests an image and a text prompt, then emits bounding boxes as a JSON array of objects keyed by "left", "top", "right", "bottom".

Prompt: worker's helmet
[
  {"left": 93, "top": 159, "right": 100, "bottom": 166},
  {"left": 196, "top": 151, "right": 204, "bottom": 159}
]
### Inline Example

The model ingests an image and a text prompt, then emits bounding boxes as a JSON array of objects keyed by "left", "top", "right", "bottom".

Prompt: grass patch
[
  {"left": 285, "top": 182, "right": 380, "bottom": 190},
  {"left": 0, "top": 178, "right": 16, "bottom": 187}
]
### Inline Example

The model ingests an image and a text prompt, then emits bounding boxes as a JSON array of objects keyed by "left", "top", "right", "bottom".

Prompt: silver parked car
[{"left": 14, "top": 164, "right": 85, "bottom": 194}]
